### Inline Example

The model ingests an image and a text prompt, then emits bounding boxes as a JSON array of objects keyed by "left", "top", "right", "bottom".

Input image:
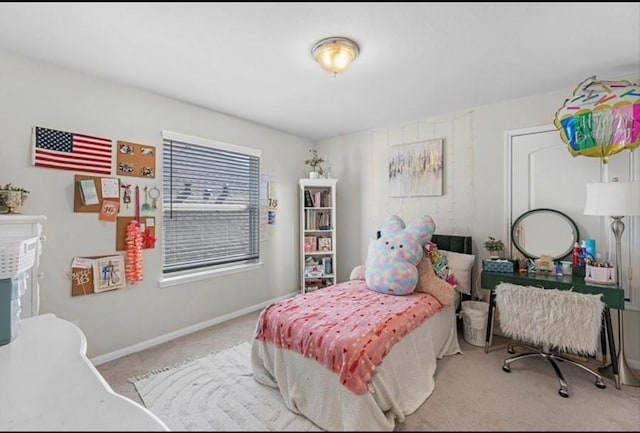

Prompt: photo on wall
[
  {"left": 388, "top": 138, "right": 443, "bottom": 197},
  {"left": 92, "top": 255, "right": 126, "bottom": 292}
]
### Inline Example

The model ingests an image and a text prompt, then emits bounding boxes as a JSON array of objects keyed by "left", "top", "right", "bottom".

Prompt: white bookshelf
[{"left": 299, "top": 178, "right": 337, "bottom": 294}]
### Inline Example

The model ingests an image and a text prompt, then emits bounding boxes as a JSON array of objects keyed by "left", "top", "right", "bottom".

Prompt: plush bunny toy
[{"left": 365, "top": 214, "right": 436, "bottom": 295}]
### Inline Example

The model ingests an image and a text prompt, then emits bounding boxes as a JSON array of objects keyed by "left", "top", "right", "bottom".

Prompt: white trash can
[{"left": 460, "top": 300, "right": 489, "bottom": 347}]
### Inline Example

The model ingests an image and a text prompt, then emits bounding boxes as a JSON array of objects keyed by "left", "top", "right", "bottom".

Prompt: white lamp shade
[{"left": 584, "top": 181, "right": 640, "bottom": 216}]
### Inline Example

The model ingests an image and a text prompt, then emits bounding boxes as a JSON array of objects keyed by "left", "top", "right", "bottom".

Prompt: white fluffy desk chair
[{"left": 495, "top": 282, "right": 606, "bottom": 398}]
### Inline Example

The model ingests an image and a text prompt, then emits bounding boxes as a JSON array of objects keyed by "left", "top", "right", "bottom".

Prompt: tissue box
[
  {"left": 483, "top": 259, "right": 514, "bottom": 273},
  {"left": 585, "top": 265, "right": 617, "bottom": 285}
]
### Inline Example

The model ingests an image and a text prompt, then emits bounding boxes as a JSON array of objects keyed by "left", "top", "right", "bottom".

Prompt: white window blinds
[{"left": 162, "top": 131, "right": 261, "bottom": 274}]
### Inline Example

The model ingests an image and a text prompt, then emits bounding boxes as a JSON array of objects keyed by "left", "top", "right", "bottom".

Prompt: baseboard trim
[{"left": 90, "top": 291, "right": 298, "bottom": 366}]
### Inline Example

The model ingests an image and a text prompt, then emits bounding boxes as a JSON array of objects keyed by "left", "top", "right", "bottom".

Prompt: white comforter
[{"left": 251, "top": 302, "right": 461, "bottom": 431}]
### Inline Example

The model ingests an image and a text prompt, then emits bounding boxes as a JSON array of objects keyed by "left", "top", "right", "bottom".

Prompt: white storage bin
[
  {"left": 0, "top": 235, "right": 38, "bottom": 279},
  {"left": 461, "top": 300, "right": 489, "bottom": 347}
]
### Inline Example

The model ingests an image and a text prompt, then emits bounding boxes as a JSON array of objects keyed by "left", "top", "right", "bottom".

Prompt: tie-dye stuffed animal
[{"left": 365, "top": 214, "right": 436, "bottom": 295}]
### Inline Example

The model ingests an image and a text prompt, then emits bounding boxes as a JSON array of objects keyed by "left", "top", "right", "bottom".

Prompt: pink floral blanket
[{"left": 254, "top": 280, "right": 443, "bottom": 395}]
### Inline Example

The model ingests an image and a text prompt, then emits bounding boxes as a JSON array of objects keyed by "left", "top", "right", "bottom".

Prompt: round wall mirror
[{"left": 511, "top": 208, "right": 579, "bottom": 260}]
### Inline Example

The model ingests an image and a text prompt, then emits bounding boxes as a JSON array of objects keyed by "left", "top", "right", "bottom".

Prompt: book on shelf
[
  {"left": 321, "top": 190, "right": 330, "bottom": 207},
  {"left": 318, "top": 237, "right": 332, "bottom": 251},
  {"left": 304, "top": 236, "right": 317, "bottom": 252},
  {"left": 304, "top": 190, "right": 314, "bottom": 207},
  {"left": 317, "top": 212, "right": 331, "bottom": 230},
  {"left": 305, "top": 278, "right": 328, "bottom": 291}
]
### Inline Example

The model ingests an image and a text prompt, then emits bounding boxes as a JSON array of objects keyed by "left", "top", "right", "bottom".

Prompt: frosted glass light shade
[
  {"left": 584, "top": 181, "right": 640, "bottom": 216},
  {"left": 311, "top": 37, "right": 359, "bottom": 76}
]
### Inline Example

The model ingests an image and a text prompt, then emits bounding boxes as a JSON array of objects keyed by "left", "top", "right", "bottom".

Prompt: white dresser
[
  {"left": 0, "top": 214, "right": 46, "bottom": 318},
  {"left": 0, "top": 314, "right": 169, "bottom": 431}
]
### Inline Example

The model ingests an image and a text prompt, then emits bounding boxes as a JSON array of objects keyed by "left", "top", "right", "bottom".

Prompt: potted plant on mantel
[
  {"left": 304, "top": 149, "right": 324, "bottom": 179},
  {"left": 483, "top": 236, "right": 505, "bottom": 259},
  {"left": 0, "top": 183, "right": 30, "bottom": 214}
]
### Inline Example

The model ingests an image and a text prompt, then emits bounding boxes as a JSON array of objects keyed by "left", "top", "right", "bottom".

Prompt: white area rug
[{"left": 130, "top": 342, "right": 321, "bottom": 431}]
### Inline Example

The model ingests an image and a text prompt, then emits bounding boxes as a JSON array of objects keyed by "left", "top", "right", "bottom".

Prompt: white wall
[
  {"left": 3, "top": 44, "right": 638, "bottom": 368},
  {"left": 0, "top": 48, "right": 313, "bottom": 358},
  {"left": 321, "top": 111, "right": 476, "bottom": 284},
  {"left": 317, "top": 74, "right": 640, "bottom": 367}
]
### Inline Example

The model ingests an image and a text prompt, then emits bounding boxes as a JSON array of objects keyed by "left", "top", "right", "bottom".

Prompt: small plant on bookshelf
[{"left": 304, "top": 149, "right": 324, "bottom": 178}]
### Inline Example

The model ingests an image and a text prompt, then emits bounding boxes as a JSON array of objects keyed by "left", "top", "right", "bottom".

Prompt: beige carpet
[
  {"left": 98, "top": 311, "right": 640, "bottom": 432},
  {"left": 130, "top": 342, "right": 321, "bottom": 432},
  {"left": 129, "top": 338, "right": 640, "bottom": 432}
]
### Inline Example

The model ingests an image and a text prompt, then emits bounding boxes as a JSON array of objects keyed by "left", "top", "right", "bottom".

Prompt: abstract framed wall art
[{"left": 389, "top": 138, "right": 443, "bottom": 197}]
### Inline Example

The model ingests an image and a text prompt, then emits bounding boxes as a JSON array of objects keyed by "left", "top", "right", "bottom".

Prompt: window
[{"left": 162, "top": 131, "right": 261, "bottom": 274}]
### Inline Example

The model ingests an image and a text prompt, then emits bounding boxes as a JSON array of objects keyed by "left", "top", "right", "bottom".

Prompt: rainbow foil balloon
[{"left": 554, "top": 76, "right": 640, "bottom": 163}]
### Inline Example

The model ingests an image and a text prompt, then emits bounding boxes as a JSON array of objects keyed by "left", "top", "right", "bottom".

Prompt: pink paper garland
[{"left": 125, "top": 219, "right": 143, "bottom": 284}]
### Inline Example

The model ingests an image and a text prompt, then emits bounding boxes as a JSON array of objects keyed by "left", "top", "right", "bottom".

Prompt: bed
[{"left": 251, "top": 234, "right": 473, "bottom": 431}]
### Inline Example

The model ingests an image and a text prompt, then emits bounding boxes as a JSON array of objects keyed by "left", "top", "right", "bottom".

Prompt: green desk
[
  {"left": 481, "top": 271, "right": 625, "bottom": 310},
  {"left": 480, "top": 270, "right": 623, "bottom": 388}
]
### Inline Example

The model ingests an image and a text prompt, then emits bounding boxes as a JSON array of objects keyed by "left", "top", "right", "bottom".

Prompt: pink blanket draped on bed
[{"left": 254, "top": 280, "right": 443, "bottom": 395}]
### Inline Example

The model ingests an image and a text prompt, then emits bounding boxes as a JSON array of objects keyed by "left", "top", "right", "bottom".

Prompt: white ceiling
[{"left": 0, "top": 3, "right": 638, "bottom": 141}]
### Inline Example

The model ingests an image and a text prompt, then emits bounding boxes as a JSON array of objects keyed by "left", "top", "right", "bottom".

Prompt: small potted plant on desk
[
  {"left": 0, "top": 183, "right": 29, "bottom": 214},
  {"left": 483, "top": 236, "right": 505, "bottom": 260}
]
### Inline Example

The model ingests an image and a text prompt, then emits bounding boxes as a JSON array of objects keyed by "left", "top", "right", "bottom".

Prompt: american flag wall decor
[{"left": 32, "top": 126, "right": 113, "bottom": 175}]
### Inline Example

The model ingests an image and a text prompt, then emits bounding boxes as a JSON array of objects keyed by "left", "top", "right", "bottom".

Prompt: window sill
[{"left": 159, "top": 261, "right": 263, "bottom": 288}]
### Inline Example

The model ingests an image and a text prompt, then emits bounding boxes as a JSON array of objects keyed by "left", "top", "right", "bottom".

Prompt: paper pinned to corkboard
[
  {"left": 74, "top": 174, "right": 120, "bottom": 213},
  {"left": 71, "top": 257, "right": 96, "bottom": 296},
  {"left": 70, "top": 255, "right": 125, "bottom": 296},
  {"left": 117, "top": 140, "right": 156, "bottom": 178}
]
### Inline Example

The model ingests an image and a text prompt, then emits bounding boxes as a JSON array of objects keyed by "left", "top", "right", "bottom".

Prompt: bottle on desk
[
  {"left": 554, "top": 262, "right": 564, "bottom": 278},
  {"left": 572, "top": 242, "right": 580, "bottom": 267},
  {"left": 579, "top": 240, "right": 587, "bottom": 267}
]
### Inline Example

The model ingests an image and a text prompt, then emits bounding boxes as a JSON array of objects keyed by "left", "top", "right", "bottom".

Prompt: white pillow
[
  {"left": 349, "top": 265, "right": 366, "bottom": 281},
  {"left": 441, "top": 250, "right": 475, "bottom": 295}
]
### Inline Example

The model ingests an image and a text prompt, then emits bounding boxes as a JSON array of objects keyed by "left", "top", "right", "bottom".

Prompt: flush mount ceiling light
[{"left": 311, "top": 36, "right": 360, "bottom": 76}]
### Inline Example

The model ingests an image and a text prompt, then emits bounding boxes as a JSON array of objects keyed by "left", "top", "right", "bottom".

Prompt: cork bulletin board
[
  {"left": 71, "top": 258, "right": 98, "bottom": 296},
  {"left": 117, "top": 141, "right": 156, "bottom": 178},
  {"left": 71, "top": 254, "right": 125, "bottom": 296},
  {"left": 74, "top": 174, "right": 120, "bottom": 213},
  {"left": 116, "top": 216, "right": 156, "bottom": 251}
]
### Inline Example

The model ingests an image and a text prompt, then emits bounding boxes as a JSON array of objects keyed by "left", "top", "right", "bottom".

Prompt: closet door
[
  {"left": 507, "top": 124, "right": 639, "bottom": 304},
  {"left": 509, "top": 125, "right": 602, "bottom": 251}
]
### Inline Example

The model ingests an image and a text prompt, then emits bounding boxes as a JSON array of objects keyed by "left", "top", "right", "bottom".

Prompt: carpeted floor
[
  {"left": 98, "top": 310, "right": 640, "bottom": 431},
  {"left": 129, "top": 342, "right": 320, "bottom": 431}
]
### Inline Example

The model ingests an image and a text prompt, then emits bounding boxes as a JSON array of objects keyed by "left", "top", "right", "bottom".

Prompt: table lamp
[{"left": 584, "top": 178, "right": 640, "bottom": 387}]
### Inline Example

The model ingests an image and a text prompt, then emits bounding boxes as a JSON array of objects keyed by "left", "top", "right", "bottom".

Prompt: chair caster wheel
[
  {"left": 595, "top": 379, "right": 606, "bottom": 389},
  {"left": 507, "top": 345, "right": 515, "bottom": 354},
  {"left": 502, "top": 365, "right": 511, "bottom": 373},
  {"left": 559, "top": 388, "right": 569, "bottom": 398}
]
